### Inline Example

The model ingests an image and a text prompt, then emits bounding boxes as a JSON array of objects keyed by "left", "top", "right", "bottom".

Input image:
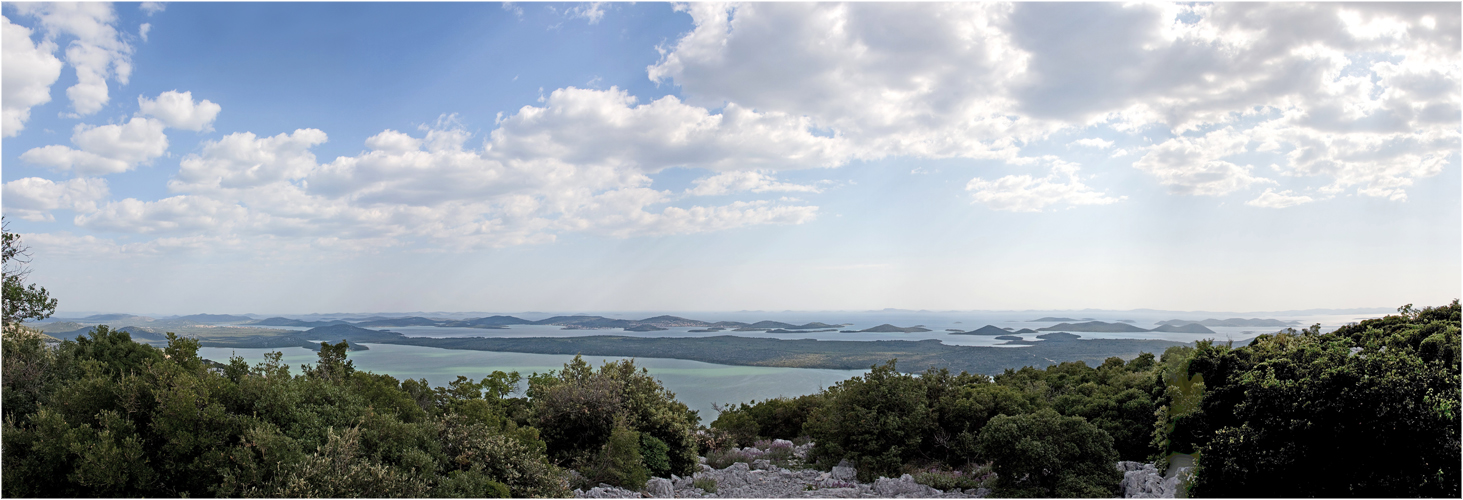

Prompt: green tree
[
  {"left": 2, "top": 219, "right": 57, "bottom": 326},
  {"left": 976, "top": 409, "right": 1122, "bottom": 498},
  {"left": 1184, "top": 301, "right": 1461, "bottom": 497},
  {"left": 804, "top": 360, "right": 934, "bottom": 481}
]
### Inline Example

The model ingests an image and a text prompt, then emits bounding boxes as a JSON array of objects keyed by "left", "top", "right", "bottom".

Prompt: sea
[{"left": 192, "top": 308, "right": 1391, "bottom": 419}]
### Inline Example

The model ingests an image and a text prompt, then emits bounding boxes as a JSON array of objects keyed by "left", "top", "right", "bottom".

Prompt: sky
[{"left": 1, "top": 2, "right": 1459, "bottom": 315}]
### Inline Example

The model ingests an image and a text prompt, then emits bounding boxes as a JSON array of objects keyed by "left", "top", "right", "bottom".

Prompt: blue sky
[{"left": 2, "top": 2, "right": 1458, "bottom": 315}]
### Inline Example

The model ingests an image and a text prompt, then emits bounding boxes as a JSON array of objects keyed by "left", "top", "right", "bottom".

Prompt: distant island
[
  {"left": 1154, "top": 318, "right": 1298, "bottom": 327},
  {"left": 847, "top": 324, "right": 931, "bottom": 333},
  {"left": 950, "top": 325, "right": 1012, "bottom": 335},
  {"left": 1039, "top": 321, "right": 1152, "bottom": 333}
]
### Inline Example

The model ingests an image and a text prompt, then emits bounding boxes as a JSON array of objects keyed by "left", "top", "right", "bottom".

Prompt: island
[
  {"left": 1038, "top": 321, "right": 1151, "bottom": 333},
  {"left": 950, "top": 325, "right": 1011, "bottom": 336},
  {"left": 856, "top": 324, "right": 932, "bottom": 333}
]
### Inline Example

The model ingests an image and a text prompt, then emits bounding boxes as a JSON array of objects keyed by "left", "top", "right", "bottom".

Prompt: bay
[{"left": 196, "top": 343, "right": 866, "bottom": 420}]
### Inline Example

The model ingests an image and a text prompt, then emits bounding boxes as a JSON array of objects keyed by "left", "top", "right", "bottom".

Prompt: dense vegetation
[
  {"left": 711, "top": 302, "right": 1461, "bottom": 497},
  {"left": 2, "top": 227, "right": 1458, "bottom": 497}
]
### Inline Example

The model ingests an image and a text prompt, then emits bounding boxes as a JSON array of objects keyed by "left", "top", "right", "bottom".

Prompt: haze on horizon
[{"left": 3, "top": 2, "right": 1458, "bottom": 317}]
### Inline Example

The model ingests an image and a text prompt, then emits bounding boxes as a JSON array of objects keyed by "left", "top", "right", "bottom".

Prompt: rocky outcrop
[
  {"left": 574, "top": 456, "right": 987, "bottom": 498},
  {"left": 1117, "top": 461, "right": 1193, "bottom": 498}
]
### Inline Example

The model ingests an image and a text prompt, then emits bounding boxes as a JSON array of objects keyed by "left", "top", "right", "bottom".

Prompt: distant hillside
[
  {"left": 1013, "top": 328, "right": 1038, "bottom": 334},
  {"left": 353, "top": 316, "right": 443, "bottom": 327},
  {"left": 636, "top": 315, "right": 712, "bottom": 327},
  {"left": 951, "top": 325, "right": 1011, "bottom": 336},
  {"left": 1038, "top": 321, "right": 1150, "bottom": 333},
  {"left": 1151, "top": 323, "right": 1216, "bottom": 333},
  {"left": 532, "top": 316, "right": 636, "bottom": 328},
  {"left": 858, "top": 324, "right": 932, "bottom": 333},
  {"left": 625, "top": 324, "right": 668, "bottom": 332},
  {"left": 173, "top": 314, "right": 254, "bottom": 323},
  {"left": 302, "top": 324, "right": 408, "bottom": 342},
  {"left": 1030, "top": 317, "right": 1080, "bottom": 322},
  {"left": 1155, "top": 318, "right": 1297, "bottom": 327},
  {"left": 250, "top": 317, "right": 351, "bottom": 327}
]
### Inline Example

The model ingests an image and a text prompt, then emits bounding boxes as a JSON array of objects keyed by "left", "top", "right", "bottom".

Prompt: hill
[
  {"left": 172, "top": 313, "right": 254, "bottom": 323},
  {"left": 249, "top": 317, "right": 351, "bottom": 327},
  {"left": 1151, "top": 323, "right": 1216, "bottom": 333},
  {"left": 1038, "top": 321, "right": 1150, "bottom": 333},
  {"left": 858, "top": 324, "right": 932, "bottom": 333},
  {"left": 1155, "top": 318, "right": 1296, "bottom": 327},
  {"left": 951, "top": 325, "right": 1011, "bottom": 335}
]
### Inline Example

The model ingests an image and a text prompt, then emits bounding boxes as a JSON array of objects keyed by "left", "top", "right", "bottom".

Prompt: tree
[
  {"left": 2, "top": 219, "right": 58, "bottom": 326},
  {"left": 976, "top": 409, "right": 1122, "bottom": 498},
  {"left": 1184, "top": 301, "right": 1460, "bottom": 497}
]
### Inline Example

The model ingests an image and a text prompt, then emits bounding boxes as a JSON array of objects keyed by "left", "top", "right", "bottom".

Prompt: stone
[
  {"left": 646, "top": 477, "right": 675, "bottom": 498},
  {"left": 830, "top": 465, "right": 857, "bottom": 482},
  {"left": 872, "top": 474, "right": 942, "bottom": 498}
]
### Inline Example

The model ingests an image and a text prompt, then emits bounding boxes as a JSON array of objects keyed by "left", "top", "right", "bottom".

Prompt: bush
[
  {"left": 529, "top": 356, "right": 701, "bottom": 479},
  {"left": 910, "top": 463, "right": 994, "bottom": 492},
  {"left": 691, "top": 476, "right": 717, "bottom": 493},
  {"left": 804, "top": 360, "right": 934, "bottom": 481},
  {"left": 976, "top": 409, "right": 1121, "bottom": 498},
  {"left": 1179, "top": 302, "right": 1461, "bottom": 497}
]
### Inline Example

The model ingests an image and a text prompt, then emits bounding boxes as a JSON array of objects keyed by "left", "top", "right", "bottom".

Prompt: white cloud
[
  {"left": 140, "top": 3, "right": 165, "bottom": 16},
  {"left": 139, "top": 23, "right": 150, "bottom": 42},
  {"left": 10, "top": 2, "right": 134, "bottom": 116},
  {"left": 1133, "top": 127, "right": 1273, "bottom": 196},
  {"left": 650, "top": 2, "right": 1459, "bottom": 202},
  {"left": 966, "top": 161, "right": 1125, "bottom": 212},
  {"left": 76, "top": 195, "right": 249, "bottom": 235},
  {"left": 1070, "top": 138, "right": 1114, "bottom": 149},
  {"left": 171, "top": 129, "right": 328, "bottom": 191},
  {"left": 686, "top": 171, "right": 822, "bottom": 196},
  {"left": 649, "top": 3, "right": 1043, "bottom": 161},
  {"left": 1246, "top": 188, "right": 1316, "bottom": 209},
  {"left": 138, "top": 90, "right": 220, "bottom": 131},
  {"left": 1, "top": 177, "right": 109, "bottom": 221},
  {"left": 488, "top": 86, "right": 852, "bottom": 172},
  {"left": 2, "top": 16, "right": 64, "bottom": 137},
  {"left": 20, "top": 117, "right": 169, "bottom": 175},
  {"left": 566, "top": 3, "right": 606, "bottom": 25}
]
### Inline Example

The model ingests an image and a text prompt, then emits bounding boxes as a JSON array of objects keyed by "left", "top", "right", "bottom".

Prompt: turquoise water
[{"left": 195, "top": 343, "right": 866, "bottom": 420}]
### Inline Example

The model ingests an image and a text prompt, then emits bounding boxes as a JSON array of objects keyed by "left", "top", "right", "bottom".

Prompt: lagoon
[{"left": 196, "top": 343, "right": 867, "bottom": 420}]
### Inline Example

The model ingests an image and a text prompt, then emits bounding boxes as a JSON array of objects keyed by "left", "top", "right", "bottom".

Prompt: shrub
[
  {"left": 976, "top": 409, "right": 1121, "bottom": 498},
  {"left": 910, "top": 463, "right": 994, "bottom": 492},
  {"left": 691, "top": 476, "right": 717, "bottom": 493},
  {"left": 530, "top": 356, "right": 701, "bottom": 478}
]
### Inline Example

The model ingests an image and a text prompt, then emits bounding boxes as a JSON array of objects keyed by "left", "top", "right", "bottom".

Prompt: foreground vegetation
[
  {"left": 1, "top": 228, "right": 1458, "bottom": 497},
  {"left": 710, "top": 301, "right": 1461, "bottom": 497}
]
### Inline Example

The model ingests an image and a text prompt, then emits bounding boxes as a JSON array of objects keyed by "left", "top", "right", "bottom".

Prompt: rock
[
  {"left": 872, "top": 474, "right": 942, "bottom": 498},
  {"left": 574, "top": 485, "right": 643, "bottom": 498},
  {"left": 830, "top": 464, "right": 857, "bottom": 482},
  {"left": 1116, "top": 461, "right": 1191, "bottom": 498},
  {"left": 646, "top": 477, "right": 674, "bottom": 498}
]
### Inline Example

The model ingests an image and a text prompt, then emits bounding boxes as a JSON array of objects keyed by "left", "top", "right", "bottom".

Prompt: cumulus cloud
[
  {"left": 10, "top": 2, "right": 134, "bottom": 116},
  {"left": 171, "top": 129, "right": 327, "bottom": 191},
  {"left": 20, "top": 117, "right": 169, "bottom": 175},
  {"left": 686, "top": 171, "right": 822, "bottom": 196},
  {"left": 1246, "top": 188, "right": 1316, "bottom": 209},
  {"left": 1070, "top": 138, "right": 1115, "bottom": 149},
  {"left": 965, "top": 161, "right": 1125, "bottom": 212},
  {"left": 138, "top": 90, "right": 221, "bottom": 131},
  {"left": 1, "top": 177, "right": 109, "bottom": 221},
  {"left": 66, "top": 116, "right": 822, "bottom": 251},
  {"left": 489, "top": 86, "right": 852, "bottom": 172},
  {"left": 1133, "top": 127, "right": 1274, "bottom": 196},
  {"left": 650, "top": 2, "right": 1459, "bottom": 202},
  {"left": 649, "top": 3, "right": 1043, "bottom": 161},
  {"left": 140, "top": 2, "right": 165, "bottom": 16},
  {"left": 2, "top": 16, "right": 64, "bottom": 137}
]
